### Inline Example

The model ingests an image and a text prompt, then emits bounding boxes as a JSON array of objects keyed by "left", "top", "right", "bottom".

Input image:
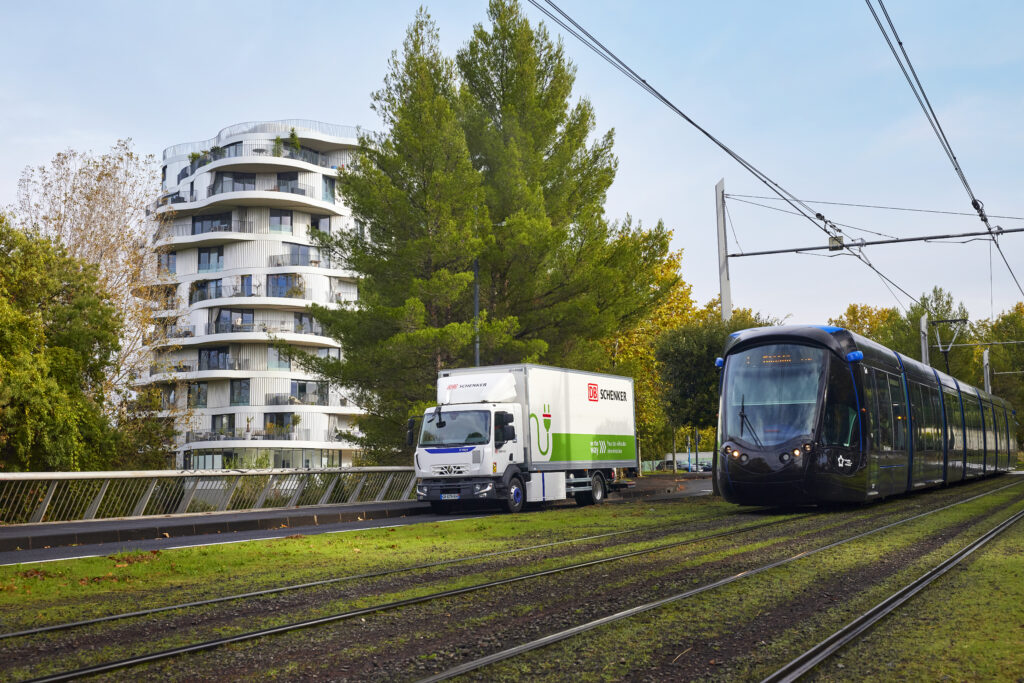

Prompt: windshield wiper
[{"left": 739, "top": 394, "right": 764, "bottom": 448}]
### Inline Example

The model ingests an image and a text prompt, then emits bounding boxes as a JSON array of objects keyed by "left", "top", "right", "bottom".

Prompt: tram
[{"left": 714, "top": 325, "right": 1019, "bottom": 505}]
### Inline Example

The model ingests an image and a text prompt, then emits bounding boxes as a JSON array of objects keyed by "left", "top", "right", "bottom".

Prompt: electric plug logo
[{"left": 530, "top": 403, "right": 553, "bottom": 456}]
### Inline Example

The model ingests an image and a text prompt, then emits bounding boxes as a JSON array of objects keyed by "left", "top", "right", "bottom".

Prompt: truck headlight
[
  {"left": 416, "top": 485, "right": 428, "bottom": 497},
  {"left": 473, "top": 482, "right": 493, "bottom": 496}
]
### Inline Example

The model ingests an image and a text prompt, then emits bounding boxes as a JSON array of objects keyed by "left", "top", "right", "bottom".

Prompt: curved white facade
[{"left": 144, "top": 120, "right": 363, "bottom": 469}]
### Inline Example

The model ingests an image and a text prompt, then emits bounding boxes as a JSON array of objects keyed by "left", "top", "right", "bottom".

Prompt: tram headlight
[
  {"left": 724, "top": 445, "right": 733, "bottom": 455},
  {"left": 730, "top": 450, "right": 741, "bottom": 459},
  {"left": 792, "top": 448, "right": 802, "bottom": 458},
  {"left": 739, "top": 453, "right": 749, "bottom": 464},
  {"left": 802, "top": 443, "right": 812, "bottom": 452}
]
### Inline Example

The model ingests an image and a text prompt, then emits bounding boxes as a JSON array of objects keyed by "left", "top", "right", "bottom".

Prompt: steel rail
[
  {"left": 1, "top": 509, "right": 772, "bottom": 641},
  {"left": 23, "top": 516, "right": 801, "bottom": 682},
  {"left": 417, "top": 479, "right": 1024, "bottom": 682},
  {"left": 762, "top": 504, "right": 1024, "bottom": 683}
]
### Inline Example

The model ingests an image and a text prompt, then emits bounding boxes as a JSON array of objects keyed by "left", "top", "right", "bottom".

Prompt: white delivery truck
[{"left": 408, "top": 364, "right": 638, "bottom": 513}]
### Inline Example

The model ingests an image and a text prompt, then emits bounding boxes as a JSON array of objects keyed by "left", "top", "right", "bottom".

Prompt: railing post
[
  {"left": 175, "top": 478, "right": 199, "bottom": 514},
  {"left": 132, "top": 478, "right": 158, "bottom": 517},
  {"left": 318, "top": 473, "right": 340, "bottom": 505},
  {"left": 254, "top": 475, "right": 277, "bottom": 508},
  {"left": 219, "top": 476, "right": 242, "bottom": 511},
  {"left": 374, "top": 474, "right": 395, "bottom": 502},
  {"left": 30, "top": 481, "right": 58, "bottom": 524},
  {"left": 347, "top": 474, "right": 367, "bottom": 503},
  {"left": 84, "top": 480, "right": 111, "bottom": 520},
  {"left": 401, "top": 472, "right": 417, "bottom": 500},
  {"left": 287, "top": 475, "right": 308, "bottom": 507}
]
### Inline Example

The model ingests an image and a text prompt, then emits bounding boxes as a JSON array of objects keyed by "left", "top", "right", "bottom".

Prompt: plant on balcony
[
  {"left": 289, "top": 127, "right": 301, "bottom": 154},
  {"left": 285, "top": 284, "right": 305, "bottom": 298},
  {"left": 188, "top": 152, "right": 202, "bottom": 164},
  {"left": 209, "top": 145, "right": 224, "bottom": 160},
  {"left": 272, "top": 136, "right": 283, "bottom": 157}
]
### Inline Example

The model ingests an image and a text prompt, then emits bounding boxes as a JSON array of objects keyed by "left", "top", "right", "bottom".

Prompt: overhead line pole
[{"left": 727, "top": 226, "right": 1024, "bottom": 259}]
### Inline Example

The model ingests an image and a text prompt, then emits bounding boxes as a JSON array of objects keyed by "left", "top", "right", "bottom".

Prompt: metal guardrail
[{"left": 0, "top": 467, "right": 416, "bottom": 525}]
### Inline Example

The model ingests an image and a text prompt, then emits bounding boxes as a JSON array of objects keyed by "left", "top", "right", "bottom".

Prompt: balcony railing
[
  {"left": 149, "top": 361, "right": 196, "bottom": 376},
  {"left": 265, "top": 285, "right": 313, "bottom": 300},
  {"left": 165, "top": 325, "right": 196, "bottom": 338},
  {"left": 181, "top": 141, "right": 337, "bottom": 177},
  {"left": 265, "top": 392, "right": 328, "bottom": 407},
  {"left": 190, "top": 284, "right": 261, "bottom": 304},
  {"left": 197, "top": 261, "right": 224, "bottom": 273},
  {"left": 268, "top": 253, "right": 333, "bottom": 268},
  {"left": 207, "top": 179, "right": 318, "bottom": 200},
  {"left": 185, "top": 428, "right": 342, "bottom": 444},
  {"left": 198, "top": 356, "right": 249, "bottom": 372},
  {"left": 205, "top": 321, "right": 324, "bottom": 336}
]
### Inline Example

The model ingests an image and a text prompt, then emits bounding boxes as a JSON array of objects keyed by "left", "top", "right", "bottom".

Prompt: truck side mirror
[
  {"left": 405, "top": 417, "right": 417, "bottom": 447},
  {"left": 503, "top": 424, "right": 516, "bottom": 442},
  {"left": 496, "top": 411, "right": 514, "bottom": 426}
]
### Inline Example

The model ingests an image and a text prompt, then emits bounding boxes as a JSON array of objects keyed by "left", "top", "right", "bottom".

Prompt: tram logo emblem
[{"left": 837, "top": 455, "right": 852, "bottom": 469}]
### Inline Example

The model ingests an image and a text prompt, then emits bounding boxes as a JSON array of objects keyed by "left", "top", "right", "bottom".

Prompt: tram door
[{"left": 865, "top": 369, "right": 906, "bottom": 497}]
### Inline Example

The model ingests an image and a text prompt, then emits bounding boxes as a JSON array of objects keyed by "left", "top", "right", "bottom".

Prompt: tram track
[
  {"left": 0, "top": 510, "right": 764, "bottom": 642},
  {"left": 761, "top": 505, "right": 1024, "bottom": 682},
  {"left": 17, "top": 514, "right": 804, "bottom": 682},
  {"left": 8, "top": 479, "right": 1020, "bottom": 682},
  {"left": 416, "top": 479, "right": 1024, "bottom": 682}
]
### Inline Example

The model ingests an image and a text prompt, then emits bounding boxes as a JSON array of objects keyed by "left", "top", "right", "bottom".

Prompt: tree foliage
[
  {"left": 308, "top": 2, "right": 675, "bottom": 461},
  {"left": 657, "top": 301, "right": 772, "bottom": 433},
  {"left": 0, "top": 215, "right": 123, "bottom": 471}
]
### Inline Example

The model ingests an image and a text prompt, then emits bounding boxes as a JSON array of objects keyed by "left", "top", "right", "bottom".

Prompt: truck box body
[
  {"left": 437, "top": 364, "right": 636, "bottom": 470},
  {"left": 413, "top": 364, "right": 637, "bottom": 510}
]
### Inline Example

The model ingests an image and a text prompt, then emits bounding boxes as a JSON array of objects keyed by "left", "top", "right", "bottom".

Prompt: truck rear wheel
[
  {"left": 502, "top": 476, "right": 525, "bottom": 513},
  {"left": 574, "top": 471, "right": 606, "bottom": 506}
]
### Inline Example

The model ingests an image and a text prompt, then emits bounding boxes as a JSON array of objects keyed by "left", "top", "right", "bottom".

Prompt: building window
[
  {"left": 294, "top": 312, "right": 317, "bottom": 334},
  {"left": 190, "top": 279, "right": 222, "bottom": 304},
  {"left": 310, "top": 214, "right": 330, "bottom": 234},
  {"left": 212, "top": 414, "right": 235, "bottom": 434},
  {"left": 270, "top": 209, "right": 293, "bottom": 234},
  {"left": 316, "top": 347, "right": 340, "bottom": 360},
  {"left": 322, "top": 175, "right": 336, "bottom": 203},
  {"left": 193, "top": 213, "right": 232, "bottom": 235},
  {"left": 214, "top": 308, "right": 254, "bottom": 334},
  {"left": 198, "top": 246, "right": 224, "bottom": 272},
  {"left": 264, "top": 412, "right": 294, "bottom": 438},
  {"left": 292, "top": 380, "right": 326, "bottom": 405},
  {"left": 286, "top": 242, "right": 312, "bottom": 266},
  {"left": 267, "top": 273, "right": 302, "bottom": 298},
  {"left": 188, "top": 382, "right": 208, "bottom": 408},
  {"left": 239, "top": 274, "right": 253, "bottom": 296},
  {"left": 230, "top": 379, "right": 250, "bottom": 406},
  {"left": 157, "top": 251, "right": 176, "bottom": 275},
  {"left": 199, "top": 346, "right": 231, "bottom": 371},
  {"left": 277, "top": 171, "right": 299, "bottom": 194},
  {"left": 160, "top": 387, "right": 177, "bottom": 410},
  {"left": 268, "top": 346, "right": 291, "bottom": 370},
  {"left": 213, "top": 171, "right": 254, "bottom": 194}
]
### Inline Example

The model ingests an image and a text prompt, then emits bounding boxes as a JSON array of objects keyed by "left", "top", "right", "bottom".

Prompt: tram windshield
[{"left": 722, "top": 344, "right": 827, "bottom": 447}]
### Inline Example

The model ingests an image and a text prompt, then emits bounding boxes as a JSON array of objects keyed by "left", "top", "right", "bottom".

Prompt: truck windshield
[{"left": 419, "top": 410, "right": 491, "bottom": 447}]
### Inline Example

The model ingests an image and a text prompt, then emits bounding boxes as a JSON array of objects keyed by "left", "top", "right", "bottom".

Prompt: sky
[{"left": 2, "top": 0, "right": 1022, "bottom": 326}]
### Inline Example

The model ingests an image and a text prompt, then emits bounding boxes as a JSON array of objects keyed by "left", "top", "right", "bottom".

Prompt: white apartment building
[{"left": 144, "top": 120, "right": 363, "bottom": 469}]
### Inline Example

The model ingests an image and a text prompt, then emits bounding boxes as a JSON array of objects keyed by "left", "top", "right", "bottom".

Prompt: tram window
[
  {"left": 944, "top": 390, "right": 960, "bottom": 452},
  {"left": 888, "top": 375, "right": 907, "bottom": 452},
  {"left": 873, "top": 371, "right": 893, "bottom": 452},
  {"left": 822, "top": 359, "right": 859, "bottom": 448}
]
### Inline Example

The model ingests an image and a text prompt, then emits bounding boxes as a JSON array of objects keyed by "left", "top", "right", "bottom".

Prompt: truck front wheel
[{"left": 502, "top": 476, "right": 525, "bottom": 513}]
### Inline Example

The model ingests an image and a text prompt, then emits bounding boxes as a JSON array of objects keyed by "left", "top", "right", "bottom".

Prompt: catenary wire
[
  {"left": 725, "top": 194, "right": 1024, "bottom": 222},
  {"left": 867, "top": 0, "right": 1024, "bottom": 298},
  {"left": 528, "top": 0, "right": 923, "bottom": 308},
  {"left": 727, "top": 196, "right": 898, "bottom": 239}
]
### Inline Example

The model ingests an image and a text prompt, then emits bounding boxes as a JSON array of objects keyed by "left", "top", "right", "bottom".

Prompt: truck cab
[{"left": 411, "top": 403, "right": 526, "bottom": 512}]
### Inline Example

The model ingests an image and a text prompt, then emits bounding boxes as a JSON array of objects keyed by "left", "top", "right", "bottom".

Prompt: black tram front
[{"left": 716, "top": 327, "right": 866, "bottom": 505}]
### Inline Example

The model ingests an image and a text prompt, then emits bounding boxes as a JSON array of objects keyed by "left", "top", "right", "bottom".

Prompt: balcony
[
  {"left": 198, "top": 356, "right": 249, "bottom": 372},
  {"left": 265, "top": 285, "right": 313, "bottom": 301},
  {"left": 184, "top": 428, "right": 335, "bottom": 444},
  {"left": 207, "top": 179, "right": 318, "bottom": 200},
  {"left": 205, "top": 321, "right": 324, "bottom": 336},
  {"left": 149, "top": 361, "right": 196, "bottom": 376},
  {"left": 190, "top": 284, "right": 260, "bottom": 304},
  {"left": 197, "top": 261, "right": 224, "bottom": 274},
  {"left": 182, "top": 141, "right": 336, "bottom": 177},
  {"left": 265, "top": 392, "right": 328, "bottom": 407},
  {"left": 268, "top": 253, "right": 333, "bottom": 268}
]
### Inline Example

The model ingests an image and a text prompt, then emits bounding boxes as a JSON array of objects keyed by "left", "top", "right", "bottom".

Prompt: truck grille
[{"left": 432, "top": 464, "right": 469, "bottom": 476}]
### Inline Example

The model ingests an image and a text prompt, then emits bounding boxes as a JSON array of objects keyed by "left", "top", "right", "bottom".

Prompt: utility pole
[
  {"left": 983, "top": 348, "right": 991, "bottom": 394},
  {"left": 473, "top": 257, "right": 480, "bottom": 367},
  {"left": 920, "top": 315, "right": 930, "bottom": 366},
  {"left": 715, "top": 179, "right": 732, "bottom": 322}
]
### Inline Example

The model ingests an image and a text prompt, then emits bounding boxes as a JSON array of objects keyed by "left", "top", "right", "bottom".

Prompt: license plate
[{"left": 440, "top": 493, "right": 460, "bottom": 500}]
